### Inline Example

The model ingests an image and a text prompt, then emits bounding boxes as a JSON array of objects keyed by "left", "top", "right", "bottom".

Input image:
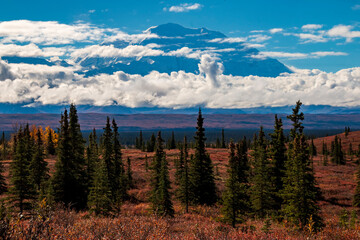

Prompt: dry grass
[{"left": 2, "top": 132, "right": 360, "bottom": 238}]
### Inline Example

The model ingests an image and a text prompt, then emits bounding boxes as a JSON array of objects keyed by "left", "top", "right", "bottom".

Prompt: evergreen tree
[
  {"left": 331, "top": 136, "right": 345, "bottom": 165},
  {"left": 222, "top": 141, "right": 248, "bottom": 227},
  {"left": 150, "top": 132, "right": 174, "bottom": 216},
  {"left": 309, "top": 139, "right": 317, "bottom": 157},
  {"left": 112, "top": 119, "right": 127, "bottom": 204},
  {"left": 177, "top": 136, "right": 190, "bottom": 212},
  {"left": 281, "top": 101, "right": 322, "bottom": 230},
  {"left": 52, "top": 107, "right": 87, "bottom": 210},
  {"left": 189, "top": 108, "right": 217, "bottom": 205},
  {"left": 68, "top": 104, "right": 87, "bottom": 208},
  {"left": 146, "top": 133, "right": 156, "bottom": 152},
  {"left": 353, "top": 164, "right": 360, "bottom": 208},
  {"left": 46, "top": 128, "right": 56, "bottom": 155},
  {"left": 10, "top": 127, "right": 35, "bottom": 213},
  {"left": 269, "top": 114, "right": 286, "bottom": 210},
  {"left": 168, "top": 131, "right": 176, "bottom": 150},
  {"left": 221, "top": 128, "right": 226, "bottom": 148},
  {"left": 235, "top": 137, "right": 249, "bottom": 183},
  {"left": 86, "top": 129, "right": 98, "bottom": 192},
  {"left": 29, "top": 128, "right": 49, "bottom": 191},
  {"left": 139, "top": 130, "right": 144, "bottom": 151},
  {"left": 88, "top": 158, "right": 112, "bottom": 216},
  {"left": 0, "top": 132, "right": 6, "bottom": 194},
  {"left": 102, "top": 117, "right": 113, "bottom": 186},
  {"left": 250, "top": 127, "right": 275, "bottom": 217}
]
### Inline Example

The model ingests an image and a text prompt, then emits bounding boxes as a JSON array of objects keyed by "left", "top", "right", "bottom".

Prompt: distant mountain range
[
  {"left": 2, "top": 23, "right": 291, "bottom": 77},
  {"left": 1, "top": 103, "right": 360, "bottom": 115}
]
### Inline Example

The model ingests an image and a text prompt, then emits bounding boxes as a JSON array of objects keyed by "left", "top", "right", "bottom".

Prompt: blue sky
[{"left": 0, "top": 0, "right": 359, "bottom": 72}]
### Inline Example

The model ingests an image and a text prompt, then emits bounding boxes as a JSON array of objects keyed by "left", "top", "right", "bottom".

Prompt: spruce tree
[
  {"left": 29, "top": 128, "right": 49, "bottom": 191},
  {"left": 86, "top": 129, "right": 99, "bottom": 196},
  {"left": 112, "top": 119, "right": 127, "bottom": 204},
  {"left": 177, "top": 136, "right": 190, "bottom": 212},
  {"left": 221, "top": 129, "right": 226, "bottom": 148},
  {"left": 88, "top": 158, "right": 112, "bottom": 216},
  {"left": 169, "top": 131, "right": 176, "bottom": 150},
  {"left": 221, "top": 141, "right": 248, "bottom": 227},
  {"left": 281, "top": 101, "right": 322, "bottom": 230},
  {"left": 353, "top": 164, "right": 360, "bottom": 208},
  {"left": 235, "top": 137, "right": 249, "bottom": 183},
  {"left": 189, "top": 108, "right": 217, "bottom": 205},
  {"left": 1, "top": 132, "right": 7, "bottom": 160},
  {"left": 150, "top": 132, "right": 174, "bottom": 216},
  {"left": 309, "top": 139, "right": 317, "bottom": 157},
  {"left": 250, "top": 126, "right": 275, "bottom": 217},
  {"left": 46, "top": 128, "right": 56, "bottom": 155},
  {"left": 269, "top": 115, "right": 286, "bottom": 210},
  {"left": 331, "top": 136, "right": 345, "bottom": 165},
  {"left": 10, "top": 127, "right": 35, "bottom": 213},
  {"left": 68, "top": 104, "right": 87, "bottom": 208}
]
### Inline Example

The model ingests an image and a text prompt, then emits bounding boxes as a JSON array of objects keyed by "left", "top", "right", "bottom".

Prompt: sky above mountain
[
  {"left": 0, "top": 0, "right": 360, "bottom": 111},
  {"left": 1, "top": 0, "right": 359, "bottom": 72}
]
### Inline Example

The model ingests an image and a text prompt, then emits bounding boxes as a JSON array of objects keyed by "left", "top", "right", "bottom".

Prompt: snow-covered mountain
[{"left": 77, "top": 23, "right": 291, "bottom": 77}]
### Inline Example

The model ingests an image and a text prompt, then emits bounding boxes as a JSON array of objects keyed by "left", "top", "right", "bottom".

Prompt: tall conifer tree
[
  {"left": 189, "top": 108, "right": 217, "bottom": 205},
  {"left": 281, "top": 101, "right": 322, "bottom": 230}
]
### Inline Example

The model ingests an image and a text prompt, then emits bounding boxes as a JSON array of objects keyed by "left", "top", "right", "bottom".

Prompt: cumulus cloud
[
  {"left": 327, "top": 25, "right": 360, "bottom": 42},
  {"left": 0, "top": 60, "right": 15, "bottom": 80},
  {"left": 296, "top": 33, "right": 327, "bottom": 43},
  {"left": 302, "top": 24, "right": 323, "bottom": 30},
  {"left": 269, "top": 28, "right": 283, "bottom": 34},
  {"left": 0, "top": 20, "right": 111, "bottom": 45},
  {"left": 166, "top": 3, "right": 203, "bottom": 12},
  {"left": 0, "top": 43, "right": 67, "bottom": 57},
  {"left": 248, "top": 34, "right": 271, "bottom": 43},
  {"left": 311, "top": 51, "right": 348, "bottom": 57},
  {"left": 2, "top": 60, "right": 360, "bottom": 108},
  {"left": 198, "top": 54, "right": 223, "bottom": 88}
]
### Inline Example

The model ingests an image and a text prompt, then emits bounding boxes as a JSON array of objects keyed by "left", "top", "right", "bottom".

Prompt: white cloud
[
  {"left": 209, "top": 37, "right": 247, "bottom": 43},
  {"left": 311, "top": 51, "right": 348, "bottom": 57},
  {"left": 2, "top": 59, "right": 360, "bottom": 108},
  {"left": 269, "top": 28, "right": 283, "bottom": 34},
  {"left": 327, "top": 25, "right": 360, "bottom": 42},
  {"left": 302, "top": 24, "right": 323, "bottom": 30},
  {"left": 88, "top": 10, "right": 96, "bottom": 13},
  {"left": 0, "top": 20, "right": 112, "bottom": 45},
  {"left": 167, "top": 3, "right": 203, "bottom": 12},
  {"left": 248, "top": 34, "right": 271, "bottom": 43},
  {"left": 252, "top": 51, "right": 348, "bottom": 60},
  {"left": 0, "top": 43, "right": 67, "bottom": 57},
  {"left": 296, "top": 33, "right": 327, "bottom": 43}
]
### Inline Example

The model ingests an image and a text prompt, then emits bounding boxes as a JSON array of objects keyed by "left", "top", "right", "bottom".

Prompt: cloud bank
[{"left": 1, "top": 58, "right": 360, "bottom": 109}]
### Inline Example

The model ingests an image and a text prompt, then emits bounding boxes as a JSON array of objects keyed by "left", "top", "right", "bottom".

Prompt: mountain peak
[{"left": 146, "top": 23, "right": 226, "bottom": 38}]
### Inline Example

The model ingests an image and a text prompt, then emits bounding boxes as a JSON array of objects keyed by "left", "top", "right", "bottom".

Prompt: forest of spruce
[{"left": 0, "top": 101, "right": 359, "bottom": 239}]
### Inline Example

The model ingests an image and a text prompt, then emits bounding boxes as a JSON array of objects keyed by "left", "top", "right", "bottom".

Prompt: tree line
[{"left": 1, "top": 101, "right": 359, "bottom": 231}]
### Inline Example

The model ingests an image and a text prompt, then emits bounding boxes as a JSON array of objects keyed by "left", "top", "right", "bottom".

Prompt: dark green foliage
[
  {"left": 46, "top": 129, "right": 56, "bottom": 155},
  {"left": 168, "top": 131, "right": 176, "bottom": 150},
  {"left": 309, "top": 139, "right": 317, "bottom": 157},
  {"left": 0, "top": 157, "right": 6, "bottom": 195},
  {"left": 135, "top": 130, "right": 144, "bottom": 150},
  {"left": 331, "top": 136, "right": 345, "bottom": 165},
  {"left": 235, "top": 137, "right": 249, "bottom": 183},
  {"left": 189, "top": 109, "right": 217, "bottom": 205},
  {"left": 88, "top": 158, "right": 112, "bottom": 216},
  {"left": 86, "top": 129, "right": 98, "bottom": 190},
  {"left": 282, "top": 101, "right": 322, "bottom": 230},
  {"left": 150, "top": 132, "right": 174, "bottom": 216},
  {"left": 10, "top": 127, "right": 35, "bottom": 213},
  {"left": 269, "top": 115, "right": 286, "bottom": 210},
  {"left": 345, "top": 127, "right": 350, "bottom": 137},
  {"left": 29, "top": 128, "right": 49, "bottom": 191},
  {"left": 52, "top": 106, "right": 87, "bottom": 210},
  {"left": 177, "top": 137, "right": 190, "bottom": 213},
  {"left": 221, "top": 141, "right": 249, "bottom": 227},
  {"left": 250, "top": 127, "right": 276, "bottom": 218},
  {"left": 221, "top": 129, "right": 226, "bottom": 148},
  {"left": 112, "top": 119, "right": 127, "bottom": 204},
  {"left": 146, "top": 133, "right": 156, "bottom": 152}
]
